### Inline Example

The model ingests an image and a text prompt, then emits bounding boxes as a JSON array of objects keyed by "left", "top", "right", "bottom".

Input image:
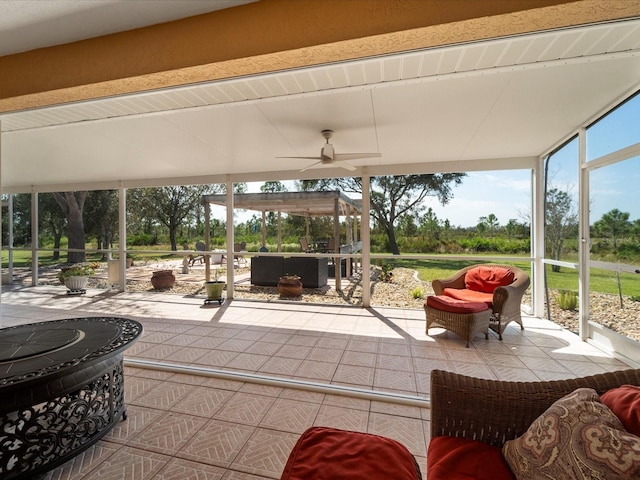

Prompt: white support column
[
  {"left": 578, "top": 128, "right": 590, "bottom": 341},
  {"left": 361, "top": 168, "right": 371, "bottom": 307},
  {"left": 333, "top": 197, "right": 341, "bottom": 291},
  {"left": 8, "top": 195, "right": 14, "bottom": 281},
  {"left": 118, "top": 184, "right": 127, "bottom": 292},
  {"left": 226, "top": 177, "right": 235, "bottom": 299},
  {"left": 277, "top": 211, "right": 282, "bottom": 252},
  {"left": 31, "top": 186, "right": 39, "bottom": 286},
  {"left": 204, "top": 202, "right": 211, "bottom": 281},
  {"left": 532, "top": 159, "right": 545, "bottom": 317}
]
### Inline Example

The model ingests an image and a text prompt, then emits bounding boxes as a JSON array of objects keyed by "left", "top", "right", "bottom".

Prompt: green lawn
[
  {"left": 387, "top": 257, "right": 640, "bottom": 297},
  {"left": 4, "top": 249, "right": 639, "bottom": 297}
]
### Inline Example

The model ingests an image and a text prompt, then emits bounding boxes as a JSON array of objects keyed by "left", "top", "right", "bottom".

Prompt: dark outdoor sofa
[{"left": 251, "top": 256, "right": 328, "bottom": 288}]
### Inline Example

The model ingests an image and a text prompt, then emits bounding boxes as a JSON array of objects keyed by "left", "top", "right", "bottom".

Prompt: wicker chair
[
  {"left": 431, "top": 263, "right": 530, "bottom": 339},
  {"left": 430, "top": 368, "right": 640, "bottom": 448}
]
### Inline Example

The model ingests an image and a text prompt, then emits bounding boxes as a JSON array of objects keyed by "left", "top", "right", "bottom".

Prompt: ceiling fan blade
[
  {"left": 277, "top": 156, "right": 323, "bottom": 160},
  {"left": 334, "top": 161, "right": 356, "bottom": 171},
  {"left": 300, "top": 160, "right": 323, "bottom": 172},
  {"left": 334, "top": 153, "right": 382, "bottom": 161}
]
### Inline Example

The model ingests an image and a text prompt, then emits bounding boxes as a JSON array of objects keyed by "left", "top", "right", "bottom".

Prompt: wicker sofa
[
  {"left": 428, "top": 368, "right": 640, "bottom": 479},
  {"left": 431, "top": 263, "right": 530, "bottom": 340}
]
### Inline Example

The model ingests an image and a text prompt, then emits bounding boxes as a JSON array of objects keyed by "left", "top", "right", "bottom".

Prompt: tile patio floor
[{"left": 0, "top": 284, "right": 632, "bottom": 480}]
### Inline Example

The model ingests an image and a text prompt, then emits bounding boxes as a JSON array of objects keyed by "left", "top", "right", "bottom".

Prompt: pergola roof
[{"left": 202, "top": 191, "right": 362, "bottom": 218}]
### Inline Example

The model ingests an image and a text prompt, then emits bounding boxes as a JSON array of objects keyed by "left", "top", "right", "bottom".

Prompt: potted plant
[
  {"left": 204, "top": 268, "right": 226, "bottom": 304},
  {"left": 278, "top": 274, "right": 303, "bottom": 297},
  {"left": 151, "top": 269, "right": 176, "bottom": 289},
  {"left": 57, "top": 263, "right": 97, "bottom": 294}
]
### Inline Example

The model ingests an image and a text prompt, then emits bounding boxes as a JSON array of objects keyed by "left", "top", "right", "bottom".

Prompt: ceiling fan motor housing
[{"left": 321, "top": 143, "right": 335, "bottom": 160}]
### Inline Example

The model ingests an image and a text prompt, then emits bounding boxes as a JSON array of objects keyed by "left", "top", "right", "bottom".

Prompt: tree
[
  {"left": 420, "top": 207, "right": 441, "bottom": 240},
  {"left": 477, "top": 213, "right": 499, "bottom": 237},
  {"left": 84, "top": 190, "right": 118, "bottom": 258},
  {"left": 54, "top": 191, "right": 88, "bottom": 264},
  {"left": 39, "top": 193, "right": 67, "bottom": 260},
  {"left": 260, "top": 181, "right": 287, "bottom": 193},
  {"left": 545, "top": 188, "right": 578, "bottom": 272},
  {"left": 594, "top": 209, "right": 631, "bottom": 248},
  {"left": 301, "top": 174, "right": 465, "bottom": 254},
  {"left": 140, "top": 186, "right": 214, "bottom": 251},
  {"left": 504, "top": 218, "right": 520, "bottom": 239},
  {"left": 260, "top": 181, "right": 288, "bottom": 231}
]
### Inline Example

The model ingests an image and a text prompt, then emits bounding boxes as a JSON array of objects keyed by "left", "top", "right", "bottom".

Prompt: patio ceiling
[{"left": 1, "top": 18, "right": 640, "bottom": 193}]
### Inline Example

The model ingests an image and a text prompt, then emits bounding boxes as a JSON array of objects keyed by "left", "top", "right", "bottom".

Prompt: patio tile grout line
[{"left": 125, "top": 358, "right": 430, "bottom": 408}]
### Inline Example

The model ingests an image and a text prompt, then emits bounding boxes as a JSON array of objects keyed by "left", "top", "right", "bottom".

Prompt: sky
[{"left": 217, "top": 94, "right": 639, "bottom": 229}]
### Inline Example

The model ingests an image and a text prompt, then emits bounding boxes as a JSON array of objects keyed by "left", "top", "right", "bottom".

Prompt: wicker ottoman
[{"left": 424, "top": 295, "right": 491, "bottom": 347}]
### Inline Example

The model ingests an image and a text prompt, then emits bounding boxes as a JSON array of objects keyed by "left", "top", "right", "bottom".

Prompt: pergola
[{"left": 202, "top": 191, "right": 363, "bottom": 289}]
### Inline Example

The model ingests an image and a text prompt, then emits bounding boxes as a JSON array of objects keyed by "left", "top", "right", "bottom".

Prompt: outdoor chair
[
  {"left": 188, "top": 241, "right": 206, "bottom": 266},
  {"left": 234, "top": 242, "right": 247, "bottom": 266},
  {"left": 430, "top": 263, "right": 530, "bottom": 340},
  {"left": 299, "top": 237, "right": 314, "bottom": 253}
]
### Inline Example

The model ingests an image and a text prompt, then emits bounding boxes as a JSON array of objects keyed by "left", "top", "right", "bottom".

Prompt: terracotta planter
[
  {"left": 204, "top": 281, "right": 225, "bottom": 300},
  {"left": 277, "top": 276, "right": 303, "bottom": 297},
  {"left": 151, "top": 270, "right": 175, "bottom": 289}
]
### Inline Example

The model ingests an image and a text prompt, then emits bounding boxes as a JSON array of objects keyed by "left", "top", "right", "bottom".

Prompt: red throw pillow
[
  {"left": 281, "top": 426, "right": 421, "bottom": 480},
  {"left": 427, "top": 436, "right": 515, "bottom": 480},
  {"left": 601, "top": 385, "right": 640, "bottom": 436},
  {"left": 465, "top": 266, "right": 515, "bottom": 293}
]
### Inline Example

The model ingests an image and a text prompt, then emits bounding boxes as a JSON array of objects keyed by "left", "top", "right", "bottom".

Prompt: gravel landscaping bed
[{"left": 105, "top": 266, "right": 640, "bottom": 343}]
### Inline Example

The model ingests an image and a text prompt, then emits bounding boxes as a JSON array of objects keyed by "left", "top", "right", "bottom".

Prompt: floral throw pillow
[{"left": 502, "top": 388, "right": 640, "bottom": 479}]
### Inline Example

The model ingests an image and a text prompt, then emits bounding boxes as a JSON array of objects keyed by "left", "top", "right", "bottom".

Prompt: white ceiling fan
[{"left": 279, "top": 130, "right": 381, "bottom": 172}]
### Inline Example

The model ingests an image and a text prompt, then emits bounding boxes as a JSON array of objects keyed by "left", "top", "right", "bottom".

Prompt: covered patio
[
  {"left": 1, "top": 1, "right": 640, "bottom": 478},
  {"left": 1, "top": 283, "right": 629, "bottom": 478}
]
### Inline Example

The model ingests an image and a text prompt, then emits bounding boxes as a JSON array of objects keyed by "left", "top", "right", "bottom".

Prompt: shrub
[
  {"left": 411, "top": 286, "right": 424, "bottom": 299},
  {"left": 57, "top": 263, "right": 96, "bottom": 281},
  {"left": 128, "top": 233, "right": 157, "bottom": 246},
  {"left": 376, "top": 260, "right": 394, "bottom": 282},
  {"left": 556, "top": 289, "right": 578, "bottom": 311}
]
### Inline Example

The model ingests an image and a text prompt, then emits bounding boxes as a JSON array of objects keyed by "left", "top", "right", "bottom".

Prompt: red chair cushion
[
  {"left": 442, "top": 288, "right": 493, "bottom": 306},
  {"left": 464, "top": 266, "right": 515, "bottom": 293},
  {"left": 426, "top": 295, "right": 488, "bottom": 314},
  {"left": 601, "top": 385, "right": 640, "bottom": 436},
  {"left": 427, "top": 436, "right": 515, "bottom": 480},
  {"left": 280, "top": 426, "right": 421, "bottom": 480}
]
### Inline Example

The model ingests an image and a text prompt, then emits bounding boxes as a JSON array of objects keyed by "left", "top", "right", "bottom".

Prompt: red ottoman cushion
[
  {"left": 280, "top": 426, "right": 421, "bottom": 480},
  {"left": 427, "top": 436, "right": 515, "bottom": 480},
  {"left": 427, "top": 295, "right": 489, "bottom": 314},
  {"left": 442, "top": 288, "right": 494, "bottom": 306}
]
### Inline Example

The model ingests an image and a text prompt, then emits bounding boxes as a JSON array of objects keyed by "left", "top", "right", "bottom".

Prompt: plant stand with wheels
[{"left": 204, "top": 281, "right": 225, "bottom": 305}]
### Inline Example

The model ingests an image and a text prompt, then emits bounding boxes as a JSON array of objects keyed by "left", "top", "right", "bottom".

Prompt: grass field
[{"left": 3, "top": 248, "right": 639, "bottom": 297}]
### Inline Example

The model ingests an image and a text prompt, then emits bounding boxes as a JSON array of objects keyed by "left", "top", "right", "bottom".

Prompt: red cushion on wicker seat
[
  {"left": 464, "top": 266, "right": 515, "bottom": 293},
  {"left": 280, "top": 426, "right": 421, "bottom": 480},
  {"left": 427, "top": 295, "right": 489, "bottom": 314},
  {"left": 601, "top": 385, "right": 640, "bottom": 436},
  {"left": 442, "top": 287, "right": 493, "bottom": 306},
  {"left": 427, "top": 436, "right": 515, "bottom": 480}
]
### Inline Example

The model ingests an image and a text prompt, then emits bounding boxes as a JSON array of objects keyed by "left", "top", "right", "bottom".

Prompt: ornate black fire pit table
[{"left": 0, "top": 317, "right": 142, "bottom": 479}]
